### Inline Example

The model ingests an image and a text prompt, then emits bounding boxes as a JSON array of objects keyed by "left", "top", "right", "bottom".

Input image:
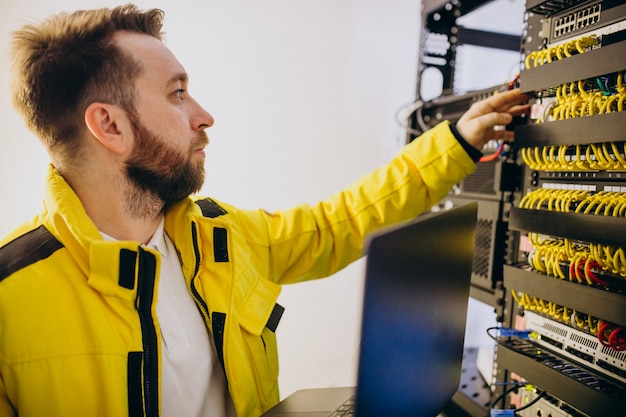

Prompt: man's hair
[{"left": 10, "top": 4, "right": 165, "bottom": 166}]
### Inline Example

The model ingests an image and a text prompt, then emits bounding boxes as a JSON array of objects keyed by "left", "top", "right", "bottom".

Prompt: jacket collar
[
  {"left": 43, "top": 165, "right": 105, "bottom": 277},
  {"left": 42, "top": 165, "right": 200, "bottom": 296}
]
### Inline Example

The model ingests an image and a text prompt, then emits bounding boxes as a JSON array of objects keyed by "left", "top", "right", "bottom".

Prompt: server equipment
[
  {"left": 499, "top": 0, "right": 626, "bottom": 416},
  {"left": 409, "top": 1, "right": 626, "bottom": 416}
]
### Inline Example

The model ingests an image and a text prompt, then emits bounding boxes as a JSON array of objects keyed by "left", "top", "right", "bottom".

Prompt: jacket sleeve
[{"left": 234, "top": 121, "right": 478, "bottom": 284}]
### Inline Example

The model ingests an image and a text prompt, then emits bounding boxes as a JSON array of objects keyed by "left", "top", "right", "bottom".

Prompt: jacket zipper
[
  {"left": 188, "top": 222, "right": 229, "bottom": 376},
  {"left": 136, "top": 247, "right": 159, "bottom": 417},
  {"left": 189, "top": 221, "right": 210, "bottom": 319}
]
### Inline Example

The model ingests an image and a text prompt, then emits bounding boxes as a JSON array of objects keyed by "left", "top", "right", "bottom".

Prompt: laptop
[{"left": 263, "top": 203, "right": 478, "bottom": 417}]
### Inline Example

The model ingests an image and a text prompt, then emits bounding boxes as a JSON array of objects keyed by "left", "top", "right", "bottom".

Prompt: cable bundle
[
  {"left": 590, "top": 242, "right": 626, "bottom": 278},
  {"left": 520, "top": 188, "right": 626, "bottom": 216},
  {"left": 575, "top": 190, "right": 626, "bottom": 216},
  {"left": 547, "top": 74, "right": 626, "bottom": 120},
  {"left": 512, "top": 291, "right": 574, "bottom": 323},
  {"left": 524, "top": 35, "right": 598, "bottom": 70},
  {"left": 526, "top": 233, "right": 625, "bottom": 283},
  {"left": 511, "top": 291, "right": 612, "bottom": 342},
  {"left": 520, "top": 188, "right": 589, "bottom": 212},
  {"left": 521, "top": 142, "right": 626, "bottom": 171}
]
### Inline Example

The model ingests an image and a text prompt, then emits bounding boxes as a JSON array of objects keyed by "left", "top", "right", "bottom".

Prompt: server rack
[
  {"left": 411, "top": 0, "right": 626, "bottom": 416},
  {"left": 498, "top": 1, "right": 626, "bottom": 416}
]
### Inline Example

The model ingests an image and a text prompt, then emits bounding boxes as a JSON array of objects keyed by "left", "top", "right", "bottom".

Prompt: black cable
[
  {"left": 486, "top": 326, "right": 501, "bottom": 344},
  {"left": 491, "top": 386, "right": 547, "bottom": 415},
  {"left": 491, "top": 384, "right": 520, "bottom": 409},
  {"left": 486, "top": 327, "right": 549, "bottom": 414}
]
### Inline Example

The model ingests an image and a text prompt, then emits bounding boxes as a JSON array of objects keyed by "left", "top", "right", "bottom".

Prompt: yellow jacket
[{"left": 0, "top": 122, "right": 477, "bottom": 417}]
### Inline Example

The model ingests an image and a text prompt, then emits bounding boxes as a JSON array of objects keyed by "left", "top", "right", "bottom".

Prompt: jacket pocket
[
  {"left": 240, "top": 326, "right": 280, "bottom": 406},
  {"left": 237, "top": 276, "right": 282, "bottom": 336},
  {"left": 237, "top": 276, "right": 282, "bottom": 404}
]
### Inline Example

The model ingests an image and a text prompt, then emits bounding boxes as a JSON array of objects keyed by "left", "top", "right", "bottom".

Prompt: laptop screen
[{"left": 355, "top": 203, "right": 477, "bottom": 417}]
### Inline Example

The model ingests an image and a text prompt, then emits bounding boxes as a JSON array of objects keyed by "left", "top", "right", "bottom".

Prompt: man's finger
[
  {"left": 468, "top": 89, "right": 531, "bottom": 118},
  {"left": 489, "top": 89, "right": 532, "bottom": 111}
]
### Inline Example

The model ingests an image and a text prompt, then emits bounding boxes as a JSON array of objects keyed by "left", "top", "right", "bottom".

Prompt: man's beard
[{"left": 124, "top": 115, "right": 208, "bottom": 218}]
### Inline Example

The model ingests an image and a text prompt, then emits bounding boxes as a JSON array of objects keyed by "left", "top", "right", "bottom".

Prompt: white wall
[{"left": 0, "top": 0, "right": 422, "bottom": 397}]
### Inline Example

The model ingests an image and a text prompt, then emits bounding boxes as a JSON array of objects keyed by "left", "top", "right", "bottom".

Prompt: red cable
[
  {"left": 479, "top": 141, "right": 504, "bottom": 163},
  {"left": 584, "top": 260, "right": 609, "bottom": 286},
  {"left": 609, "top": 327, "right": 626, "bottom": 351},
  {"left": 598, "top": 320, "right": 610, "bottom": 347}
]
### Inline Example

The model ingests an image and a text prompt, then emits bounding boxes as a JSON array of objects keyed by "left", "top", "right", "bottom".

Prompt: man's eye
[{"left": 175, "top": 89, "right": 185, "bottom": 99}]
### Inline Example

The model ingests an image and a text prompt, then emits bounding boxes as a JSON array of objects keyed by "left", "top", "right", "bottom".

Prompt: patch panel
[
  {"left": 501, "top": 337, "right": 626, "bottom": 402},
  {"left": 529, "top": 173, "right": 626, "bottom": 192},
  {"left": 522, "top": 0, "right": 626, "bottom": 52},
  {"left": 553, "top": 3, "right": 602, "bottom": 40},
  {"left": 524, "top": 311, "right": 626, "bottom": 384}
]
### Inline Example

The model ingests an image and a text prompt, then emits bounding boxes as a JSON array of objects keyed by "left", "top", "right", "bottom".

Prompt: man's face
[{"left": 114, "top": 31, "right": 214, "bottom": 207}]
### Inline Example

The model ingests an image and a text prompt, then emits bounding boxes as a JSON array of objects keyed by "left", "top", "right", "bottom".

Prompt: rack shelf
[
  {"left": 497, "top": 341, "right": 626, "bottom": 416},
  {"left": 504, "top": 265, "right": 626, "bottom": 326},
  {"left": 514, "top": 111, "right": 626, "bottom": 147},
  {"left": 519, "top": 40, "right": 626, "bottom": 92},
  {"left": 509, "top": 207, "right": 626, "bottom": 247}
]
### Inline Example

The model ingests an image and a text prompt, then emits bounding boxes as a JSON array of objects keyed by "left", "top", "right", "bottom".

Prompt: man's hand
[{"left": 455, "top": 88, "right": 531, "bottom": 150}]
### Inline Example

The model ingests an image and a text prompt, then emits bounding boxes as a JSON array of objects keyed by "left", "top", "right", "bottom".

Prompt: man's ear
[{"left": 84, "top": 102, "right": 131, "bottom": 155}]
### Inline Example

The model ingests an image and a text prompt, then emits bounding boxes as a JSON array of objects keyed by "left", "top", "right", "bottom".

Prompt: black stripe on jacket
[{"left": 0, "top": 225, "right": 64, "bottom": 282}]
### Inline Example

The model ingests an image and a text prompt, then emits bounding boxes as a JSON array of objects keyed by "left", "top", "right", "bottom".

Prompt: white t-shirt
[{"left": 103, "top": 220, "right": 235, "bottom": 417}]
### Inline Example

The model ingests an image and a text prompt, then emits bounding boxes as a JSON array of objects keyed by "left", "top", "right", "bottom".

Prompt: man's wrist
[{"left": 450, "top": 122, "right": 483, "bottom": 162}]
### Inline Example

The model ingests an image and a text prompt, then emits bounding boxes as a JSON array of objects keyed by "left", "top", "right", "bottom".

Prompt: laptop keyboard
[{"left": 329, "top": 396, "right": 356, "bottom": 417}]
